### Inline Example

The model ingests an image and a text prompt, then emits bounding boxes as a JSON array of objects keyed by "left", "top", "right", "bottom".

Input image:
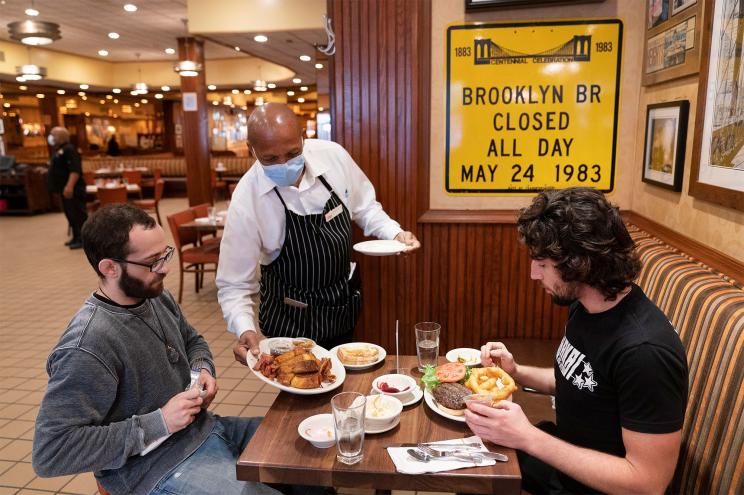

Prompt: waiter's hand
[
  {"left": 395, "top": 231, "right": 421, "bottom": 254},
  {"left": 62, "top": 185, "right": 73, "bottom": 199},
  {"left": 233, "top": 330, "right": 261, "bottom": 366}
]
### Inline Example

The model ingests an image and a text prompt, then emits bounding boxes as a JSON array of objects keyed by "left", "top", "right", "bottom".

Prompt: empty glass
[
  {"left": 415, "top": 322, "right": 441, "bottom": 371},
  {"left": 207, "top": 206, "right": 217, "bottom": 224},
  {"left": 331, "top": 392, "right": 366, "bottom": 465}
]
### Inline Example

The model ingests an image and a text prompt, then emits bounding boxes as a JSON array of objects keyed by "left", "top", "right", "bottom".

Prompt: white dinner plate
[
  {"left": 445, "top": 348, "right": 482, "bottom": 366},
  {"left": 352, "top": 240, "right": 407, "bottom": 256},
  {"left": 365, "top": 415, "right": 401, "bottom": 434},
  {"left": 246, "top": 338, "right": 346, "bottom": 395},
  {"left": 423, "top": 389, "right": 466, "bottom": 423},
  {"left": 370, "top": 385, "right": 423, "bottom": 407},
  {"left": 329, "top": 342, "right": 386, "bottom": 370}
]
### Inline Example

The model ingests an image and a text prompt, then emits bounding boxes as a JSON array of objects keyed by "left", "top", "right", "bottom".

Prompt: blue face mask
[
  {"left": 261, "top": 154, "right": 305, "bottom": 187},
  {"left": 47, "top": 134, "right": 55, "bottom": 146}
]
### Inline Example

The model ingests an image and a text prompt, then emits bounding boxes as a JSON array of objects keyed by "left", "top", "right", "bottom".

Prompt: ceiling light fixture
[
  {"left": 108, "top": 32, "right": 119, "bottom": 39},
  {"left": 123, "top": 4, "right": 137, "bottom": 12},
  {"left": 208, "top": 84, "right": 216, "bottom": 90},
  {"left": 174, "top": 59, "right": 201, "bottom": 77},
  {"left": 112, "top": 88, "right": 121, "bottom": 94},
  {"left": 319, "top": 106, "right": 325, "bottom": 111},
  {"left": 106, "top": 95, "right": 112, "bottom": 99},
  {"left": 78, "top": 91, "right": 86, "bottom": 96},
  {"left": 16, "top": 63, "right": 46, "bottom": 81},
  {"left": 300, "top": 86, "right": 308, "bottom": 91},
  {"left": 81, "top": 95, "right": 87, "bottom": 100},
  {"left": 141, "top": 98, "right": 148, "bottom": 104},
  {"left": 57, "top": 89, "right": 65, "bottom": 95},
  {"left": 212, "top": 101, "right": 219, "bottom": 106},
  {"left": 315, "top": 63, "right": 323, "bottom": 69},
  {"left": 231, "top": 89, "right": 239, "bottom": 94},
  {"left": 254, "top": 34, "right": 268, "bottom": 43},
  {"left": 267, "top": 83, "right": 276, "bottom": 89},
  {"left": 132, "top": 53, "right": 148, "bottom": 93},
  {"left": 299, "top": 55, "right": 311, "bottom": 62},
  {"left": 15, "top": 76, "right": 26, "bottom": 82},
  {"left": 161, "top": 85, "right": 170, "bottom": 91},
  {"left": 98, "top": 49, "right": 109, "bottom": 56},
  {"left": 99, "top": 99, "right": 105, "bottom": 104},
  {"left": 8, "top": 20, "right": 61, "bottom": 45},
  {"left": 36, "top": 93, "right": 44, "bottom": 98},
  {"left": 234, "top": 46, "right": 240, "bottom": 51},
  {"left": 243, "top": 89, "right": 251, "bottom": 94},
  {"left": 297, "top": 97, "right": 305, "bottom": 103},
  {"left": 253, "top": 80, "right": 267, "bottom": 92},
  {"left": 19, "top": 85, "right": 28, "bottom": 90},
  {"left": 154, "top": 93, "right": 163, "bottom": 99},
  {"left": 292, "top": 78, "right": 301, "bottom": 84},
  {"left": 25, "top": 6, "right": 39, "bottom": 17},
  {"left": 164, "top": 48, "right": 175, "bottom": 54},
  {"left": 113, "top": 99, "right": 119, "bottom": 103},
  {"left": 255, "top": 96, "right": 265, "bottom": 106},
  {"left": 80, "top": 84, "right": 89, "bottom": 89},
  {"left": 287, "top": 90, "right": 295, "bottom": 96}
]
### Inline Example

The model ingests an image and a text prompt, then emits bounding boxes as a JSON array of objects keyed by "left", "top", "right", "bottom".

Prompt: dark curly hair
[
  {"left": 517, "top": 187, "right": 641, "bottom": 300},
  {"left": 81, "top": 204, "right": 156, "bottom": 277}
]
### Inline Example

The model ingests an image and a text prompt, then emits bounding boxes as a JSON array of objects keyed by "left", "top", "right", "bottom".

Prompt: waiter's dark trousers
[{"left": 62, "top": 194, "right": 88, "bottom": 241}]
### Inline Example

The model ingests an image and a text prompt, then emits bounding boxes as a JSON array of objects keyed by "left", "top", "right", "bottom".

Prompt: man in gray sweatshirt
[{"left": 32, "top": 204, "right": 279, "bottom": 495}]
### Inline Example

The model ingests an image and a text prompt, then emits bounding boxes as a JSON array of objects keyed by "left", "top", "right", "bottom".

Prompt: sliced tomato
[{"left": 434, "top": 362, "right": 466, "bottom": 383}]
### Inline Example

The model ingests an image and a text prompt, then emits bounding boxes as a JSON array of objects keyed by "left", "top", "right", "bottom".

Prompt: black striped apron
[{"left": 258, "top": 175, "right": 361, "bottom": 345}]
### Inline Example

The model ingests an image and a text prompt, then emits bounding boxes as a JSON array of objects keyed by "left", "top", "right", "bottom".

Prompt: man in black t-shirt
[
  {"left": 465, "top": 188, "right": 688, "bottom": 494},
  {"left": 47, "top": 126, "right": 87, "bottom": 249}
]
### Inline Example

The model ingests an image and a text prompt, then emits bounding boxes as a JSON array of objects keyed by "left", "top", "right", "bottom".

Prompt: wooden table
[
  {"left": 179, "top": 217, "right": 226, "bottom": 231},
  {"left": 85, "top": 184, "right": 141, "bottom": 194},
  {"left": 94, "top": 167, "right": 150, "bottom": 178},
  {"left": 236, "top": 356, "right": 521, "bottom": 494}
]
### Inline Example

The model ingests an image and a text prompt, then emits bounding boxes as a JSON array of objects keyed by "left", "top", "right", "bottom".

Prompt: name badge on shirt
[{"left": 325, "top": 204, "right": 344, "bottom": 223}]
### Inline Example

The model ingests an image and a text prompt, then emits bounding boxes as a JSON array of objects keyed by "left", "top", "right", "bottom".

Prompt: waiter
[
  {"left": 47, "top": 126, "right": 87, "bottom": 249},
  {"left": 217, "top": 103, "right": 420, "bottom": 365}
]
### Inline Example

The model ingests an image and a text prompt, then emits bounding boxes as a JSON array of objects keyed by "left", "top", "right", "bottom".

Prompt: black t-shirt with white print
[{"left": 553, "top": 283, "right": 688, "bottom": 493}]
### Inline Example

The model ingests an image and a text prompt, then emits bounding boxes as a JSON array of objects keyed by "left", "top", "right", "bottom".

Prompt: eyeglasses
[{"left": 111, "top": 246, "right": 174, "bottom": 272}]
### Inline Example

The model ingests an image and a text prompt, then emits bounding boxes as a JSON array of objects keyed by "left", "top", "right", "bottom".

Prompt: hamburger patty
[{"left": 432, "top": 382, "right": 471, "bottom": 411}]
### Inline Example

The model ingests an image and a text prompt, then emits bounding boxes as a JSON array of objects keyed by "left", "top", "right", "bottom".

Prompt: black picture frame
[
  {"left": 642, "top": 100, "right": 689, "bottom": 191},
  {"left": 465, "top": 0, "right": 604, "bottom": 11}
]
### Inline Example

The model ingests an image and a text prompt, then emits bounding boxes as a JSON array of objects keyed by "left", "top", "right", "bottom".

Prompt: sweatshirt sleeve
[{"left": 32, "top": 348, "right": 169, "bottom": 477}]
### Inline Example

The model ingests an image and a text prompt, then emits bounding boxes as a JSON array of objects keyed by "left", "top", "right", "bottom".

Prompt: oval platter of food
[
  {"left": 329, "top": 342, "right": 386, "bottom": 370},
  {"left": 247, "top": 337, "right": 346, "bottom": 395}
]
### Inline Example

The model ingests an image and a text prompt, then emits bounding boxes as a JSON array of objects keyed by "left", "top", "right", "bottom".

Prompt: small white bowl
[
  {"left": 364, "top": 394, "right": 403, "bottom": 429},
  {"left": 298, "top": 413, "right": 336, "bottom": 448},
  {"left": 445, "top": 348, "right": 481, "bottom": 366},
  {"left": 372, "top": 374, "right": 418, "bottom": 399}
]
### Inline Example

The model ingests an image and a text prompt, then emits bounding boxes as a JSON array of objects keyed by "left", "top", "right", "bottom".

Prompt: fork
[
  {"left": 406, "top": 448, "right": 484, "bottom": 464},
  {"left": 418, "top": 444, "right": 509, "bottom": 462}
]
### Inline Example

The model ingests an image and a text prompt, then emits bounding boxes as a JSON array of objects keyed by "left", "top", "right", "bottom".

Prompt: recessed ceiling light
[
  {"left": 318, "top": 106, "right": 324, "bottom": 111},
  {"left": 124, "top": 4, "right": 137, "bottom": 12},
  {"left": 106, "top": 95, "right": 112, "bottom": 99},
  {"left": 141, "top": 98, "right": 148, "bottom": 104},
  {"left": 231, "top": 89, "right": 239, "bottom": 94},
  {"left": 99, "top": 99, "right": 105, "bottom": 104},
  {"left": 161, "top": 85, "right": 170, "bottom": 91},
  {"left": 299, "top": 55, "right": 311, "bottom": 62},
  {"left": 80, "top": 84, "right": 89, "bottom": 89},
  {"left": 300, "top": 86, "right": 308, "bottom": 91},
  {"left": 78, "top": 91, "right": 85, "bottom": 96},
  {"left": 36, "top": 93, "right": 44, "bottom": 98},
  {"left": 207, "top": 85, "right": 217, "bottom": 90},
  {"left": 81, "top": 95, "right": 87, "bottom": 100},
  {"left": 297, "top": 97, "right": 305, "bottom": 103},
  {"left": 108, "top": 32, "right": 119, "bottom": 39},
  {"left": 154, "top": 93, "right": 163, "bottom": 99},
  {"left": 292, "top": 78, "right": 301, "bottom": 84},
  {"left": 85, "top": 112, "right": 90, "bottom": 116},
  {"left": 315, "top": 63, "right": 323, "bottom": 69},
  {"left": 164, "top": 48, "right": 175, "bottom": 55},
  {"left": 243, "top": 89, "right": 251, "bottom": 94},
  {"left": 113, "top": 99, "right": 119, "bottom": 103},
  {"left": 19, "top": 85, "right": 27, "bottom": 90},
  {"left": 112, "top": 88, "right": 121, "bottom": 94},
  {"left": 3, "top": 103, "right": 10, "bottom": 108},
  {"left": 57, "top": 89, "right": 65, "bottom": 95},
  {"left": 287, "top": 90, "right": 295, "bottom": 96},
  {"left": 98, "top": 49, "right": 109, "bottom": 56},
  {"left": 25, "top": 8, "right": 39, "bottom": 16},
  {"left": 134, "top": 102, "right": 140, "bottom": 107},
  {"left": 212, "top": 101, "right": 219, "bottom": 106},
  {"left": 234, "top": 46, "right": 240, "bottom": 51},
  {"left": 254, "top": 34, "right": 268, "bottom": 43},
  {"left": 267, "top": 83, "right": 276, "bottom": 89}
]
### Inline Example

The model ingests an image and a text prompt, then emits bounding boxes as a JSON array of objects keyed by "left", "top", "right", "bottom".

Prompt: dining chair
[
  {"left": 189, "top": 203, "right": 222, "bottom": 249},
  {"left": 211, "top": 168, "right": 228, "bottom": 199},
  {"left": 167, "top": 209, "right": 220, "bottom": 303},
  {"left": 140, "top": 167, "right": 161, "bottom": 189},
  {"left": 132, "top": 179, "right": 165, "bottom": 225},
  {"left": 96, "top": 185, "right": 128, "bottom": 206},
  {"left": 121, "top": 169, "right": 142, "bottom": 186}
]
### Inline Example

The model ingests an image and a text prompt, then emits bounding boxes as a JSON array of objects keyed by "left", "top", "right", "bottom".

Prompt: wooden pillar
[
  {"left": 38, "top": 93, "right": 60, "bottom": 159},
  {"left": 177, "top": 37, "right": 212, "bottom": 206}
]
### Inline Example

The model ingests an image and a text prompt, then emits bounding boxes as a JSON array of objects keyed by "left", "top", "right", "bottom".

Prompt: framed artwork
[
  {"left": 689, "top": 0, "right": 744, "bottom": 210},
  {"left": 642, "top": 101, "right": 689, "bottom": 191},
  {"left": 671, "top": 0, "right": 698, "bottom": 15},
  {"left": 464, "top": 0, "right": 603, "bottom": 11},
  {"left": 643, "top": 0, "right": 703, "bottom": 85}
]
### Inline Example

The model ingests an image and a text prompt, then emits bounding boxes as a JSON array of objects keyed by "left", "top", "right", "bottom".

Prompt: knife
[{"left": 383, "top": 442, "right": 483, "bottom": 449}]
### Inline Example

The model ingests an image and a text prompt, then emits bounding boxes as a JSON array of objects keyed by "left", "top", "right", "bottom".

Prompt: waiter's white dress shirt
[{"left": 216, "top": 139, "right": 403, "bottom": 338}]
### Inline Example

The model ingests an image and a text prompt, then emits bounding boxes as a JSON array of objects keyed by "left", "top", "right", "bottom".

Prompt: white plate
[
  {"left": 246, "top": 338, "right": 346, "bottom": 395},
  {"left": 353, "top": 240, "right": 407, "bottom": 256},
  {"left": 365, "top": 414, "right": 401, "bottom": 434},
  {"left": 370, "top": 385, "right": 423, "bottom": 407},
  {"left": 329, "top": 342, "right": 386, "bottom": 370},
  {"left": 445, "top": 348, "right": 481, "bottom": 366},
  {"left": 423, "top": 389, "right": 466, "bottom": 423}
]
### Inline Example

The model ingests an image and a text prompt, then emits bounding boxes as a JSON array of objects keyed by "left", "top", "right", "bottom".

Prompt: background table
[{"left": 237, "top": 355, "right": 522, "bottom": 494}]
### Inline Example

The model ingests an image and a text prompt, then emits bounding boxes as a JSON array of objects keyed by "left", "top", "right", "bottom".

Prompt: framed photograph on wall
[
  {"left": 642, "top": 101, "right": 689, "bottom": 191},
  {"left": 642, "top": 0, "right": 703, "bottom": 85},
  {"left": 464, "top": 0, "right": 603, "bottom": 11},
  {"left": 689, "top": 0, "right": 744, "bottom": 211}
]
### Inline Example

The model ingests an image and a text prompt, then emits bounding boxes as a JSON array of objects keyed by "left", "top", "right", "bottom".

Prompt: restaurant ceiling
[{"left": 0, "top": 0, "right": 325, "bottom": 86}]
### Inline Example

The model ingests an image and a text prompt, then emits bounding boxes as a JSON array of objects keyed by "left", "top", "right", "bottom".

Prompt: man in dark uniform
[
  {"left": 47, "top": 126, "right": 87, "bottom": 249},
  {"left": 217, "top": 103, "right": 420, "bottom": 363}
]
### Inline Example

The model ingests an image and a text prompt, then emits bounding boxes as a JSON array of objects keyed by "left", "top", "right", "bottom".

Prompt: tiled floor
[{"left": 0, "top": 199, "right": 452, "bottom": 495}]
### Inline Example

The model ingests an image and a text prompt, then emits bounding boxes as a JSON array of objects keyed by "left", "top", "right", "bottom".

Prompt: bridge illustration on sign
[{"left": 474, "top": 35, "right": 592, "bottom": 65}]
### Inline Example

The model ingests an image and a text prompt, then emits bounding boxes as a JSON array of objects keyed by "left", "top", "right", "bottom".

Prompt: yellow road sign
[{"left": 445, "top": 19, "right": 623, "bottom": 194}]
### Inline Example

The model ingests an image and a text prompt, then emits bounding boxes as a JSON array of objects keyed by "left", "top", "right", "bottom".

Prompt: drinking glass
[
  {"left": 415, "top": 322, "right": 441, "bottom": 372},
  {"left": 207, "top": 206, "right": 217, "bottom": 224},
  {"left": 331, "top": 392, "right": 366, "bottom": 465}
]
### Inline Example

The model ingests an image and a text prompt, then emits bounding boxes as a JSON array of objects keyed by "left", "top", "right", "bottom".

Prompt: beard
[
  {"left": 548, "top": 281, "right": 581, "bottom": 307},
  {"left": 119, "top": 266, "right": 165, "bottom": 299}
]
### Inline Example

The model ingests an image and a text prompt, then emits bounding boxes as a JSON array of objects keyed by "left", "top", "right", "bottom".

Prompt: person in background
[
  {"left": 107, "top": 133, "right": 121, "bottom": 156},
  {"left": 32, "top": 204, "right": 280, "bottom": 495},
  {"left": 467, "top": 188, "right": 688, "bottom": 494},
  {"left": 218, "top": 103, "right": 421, "bottom": 365},
  {"left": 47, "top": 126, "right": 86, "bottom": 249}
]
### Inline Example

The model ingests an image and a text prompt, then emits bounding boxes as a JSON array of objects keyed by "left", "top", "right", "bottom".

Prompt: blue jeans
[{"left": 150, "top": 416, "right": 281, "bottom": 495}]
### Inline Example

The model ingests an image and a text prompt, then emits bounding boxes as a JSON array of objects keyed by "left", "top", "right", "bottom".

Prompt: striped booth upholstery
[
  {"left": 83, "top": 157, "right": 253, "bottom": 177},
  {"left": 629, "top": 225, "right": 743, "bottom": 495}
]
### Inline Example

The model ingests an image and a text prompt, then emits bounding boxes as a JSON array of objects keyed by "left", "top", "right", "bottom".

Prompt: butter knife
[{"left": 383, "top": 442, "right": 483, "bottom": 450}]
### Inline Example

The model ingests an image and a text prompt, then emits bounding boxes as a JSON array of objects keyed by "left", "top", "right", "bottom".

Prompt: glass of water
[
  {"left": 331, "top": 392, "right": 366, "bottom": 465},
  {"left": 415, "top": 322, "right": 441, "bottom": 372},
  {"left": 207, "top": 206, "right": 217, "bottom": 224}
]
